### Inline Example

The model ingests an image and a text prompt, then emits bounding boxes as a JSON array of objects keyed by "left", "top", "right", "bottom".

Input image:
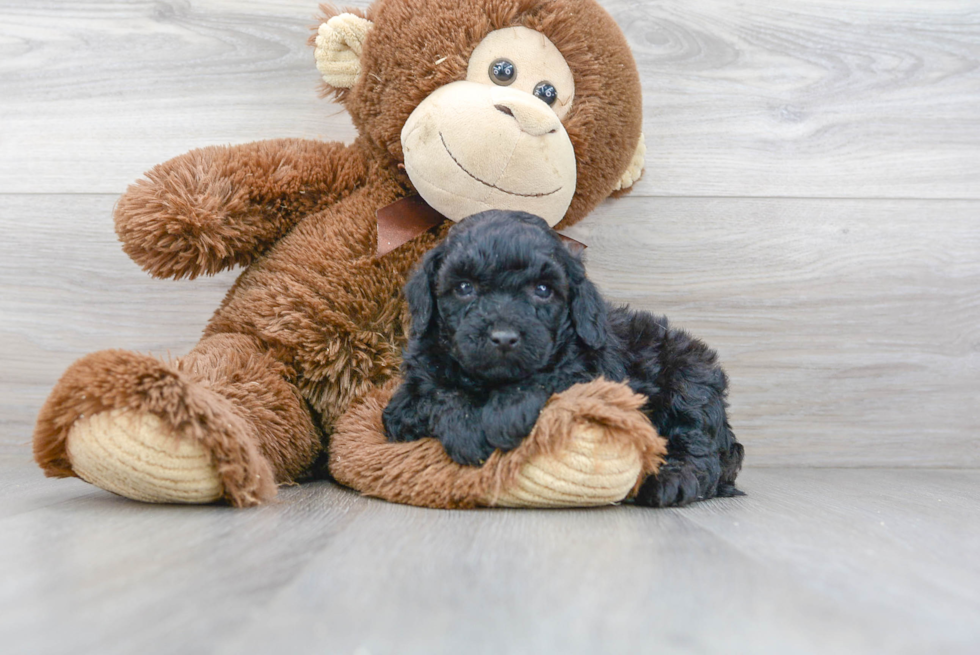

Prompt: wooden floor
[
  {"left": 1, "top": 455, "right": 978, "bottom": 655},
  {"left": 1, "top": 1, "right": 979, "bottom": 653}
]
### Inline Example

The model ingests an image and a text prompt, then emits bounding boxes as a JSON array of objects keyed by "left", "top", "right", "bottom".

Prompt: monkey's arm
[{"left": 114, "top": 139, "right": 369, "bottom": 280}]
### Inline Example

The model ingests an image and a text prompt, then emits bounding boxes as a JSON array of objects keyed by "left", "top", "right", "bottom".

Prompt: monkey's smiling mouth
[{"left": 439, "top": 132, "right": 561, "bottom": 198}]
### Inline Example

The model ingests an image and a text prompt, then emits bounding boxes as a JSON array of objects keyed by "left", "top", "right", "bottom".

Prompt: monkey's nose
[
  {"left": 491, "top": 91, "right": 561, "bottom": 137},
  {"left": 490, "top": 329, "right": 521, "bottom": 351}
]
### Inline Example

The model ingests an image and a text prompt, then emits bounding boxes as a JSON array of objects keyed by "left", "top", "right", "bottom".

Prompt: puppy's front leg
[
  {"left": 429, "top": 391, "right": 495, "bottom": 466},
  {"left": 382, "top": 380, "right": 434, "bottom": 443},
  {"left": 430, "top": 388, "right": 550, "bottom": 466},
  {"left": 384, "top": 383, "right": 489, "bottom": 464},
  {"left": 480, "top": 388, "right": 551, "bottom": 452}
]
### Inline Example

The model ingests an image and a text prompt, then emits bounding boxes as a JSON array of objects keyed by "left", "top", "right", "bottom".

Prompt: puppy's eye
[
  {"left": 533, "top": 283, "right": 553, "bottom": 299},
  {"left": 455, "top": 281, "right": 476, "bottom": 298}
]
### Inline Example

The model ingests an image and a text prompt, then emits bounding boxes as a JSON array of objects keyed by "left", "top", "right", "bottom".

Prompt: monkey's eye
[
  {"left": 533, "top": 283, "right": 553, "bottom": 299},
  {"left": 489, "top": 59, "right": 516, "bottom": 86},
  {"left": 454, "top": 281, "right": 476, "bottom": 298},
  {"left": 533, "top": 81, "right": 558, "bottom": 106}
]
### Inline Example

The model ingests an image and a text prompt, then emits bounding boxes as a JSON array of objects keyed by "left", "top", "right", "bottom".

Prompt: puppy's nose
[{"left": 490, "top": 329, "right": 520, "bottom": 351}]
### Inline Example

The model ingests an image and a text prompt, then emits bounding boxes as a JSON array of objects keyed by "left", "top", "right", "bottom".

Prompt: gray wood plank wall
[{"left": 1, "top": 0, "right": 978, "bottom": 466}]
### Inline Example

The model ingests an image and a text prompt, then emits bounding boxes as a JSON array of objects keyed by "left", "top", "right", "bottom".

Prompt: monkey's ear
[
  {"left": 612, "top": 134, "right": 646, "bottom": 192},
  {"left": 404, "top": 245, "right": 444, "bottom": 340},
  {"left": 314, "top": 13, "right": 373, "bottom": 90}
]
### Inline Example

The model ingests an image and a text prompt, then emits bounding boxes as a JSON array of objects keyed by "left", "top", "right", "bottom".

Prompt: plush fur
[
  {"left": 384, "top": 212, "right": 744, "bottom": 506},
  {"left": 33, "top": 0, "right": 646, "bottom": 506}
]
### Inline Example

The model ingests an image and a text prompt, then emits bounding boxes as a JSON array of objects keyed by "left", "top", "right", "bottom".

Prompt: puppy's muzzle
[{"left": 490, "top": 328, "right": 520, "bottom": 352}]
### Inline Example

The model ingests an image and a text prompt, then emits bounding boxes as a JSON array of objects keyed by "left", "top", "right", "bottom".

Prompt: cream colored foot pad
[
  {"left": 66, "top": 409, "right": 222, "bottom": 504},
  {"left": 492, "top": 424, "right": 642, "bottom": 508}
]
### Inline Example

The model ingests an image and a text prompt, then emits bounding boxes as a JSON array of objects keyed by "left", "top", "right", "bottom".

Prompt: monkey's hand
[{"left": 115, "top": 139, "right": 368, "bottom": 280}]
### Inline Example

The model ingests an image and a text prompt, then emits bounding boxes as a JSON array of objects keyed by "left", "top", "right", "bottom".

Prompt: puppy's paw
[
  {"left": 634, "top": 463, "right": 701, "bottom": 507},
  {"left": 441, "top": 433, "right": 496, "bottom": 467},
  {"left": 381, "top": 407, "right": 423, "bottom": 443}
]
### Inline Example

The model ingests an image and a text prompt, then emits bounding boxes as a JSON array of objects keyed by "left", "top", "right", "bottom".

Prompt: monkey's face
[
  {"left": 401, "top": 27, "right": 577, "bottom": 226},
  {"left": 314, "top": 0, "right": 645, "bottom": 229}
]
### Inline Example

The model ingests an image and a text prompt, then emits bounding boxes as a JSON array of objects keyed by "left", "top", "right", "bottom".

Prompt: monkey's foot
[
  {"left": 34, "top": 349, "right": 278, "bottom": 507},
  {"left": 66, "top": 409, "right": 223, "bottom": 504},
  {"left": 492, "top": 423, "right": 643, "bottom": 508}
]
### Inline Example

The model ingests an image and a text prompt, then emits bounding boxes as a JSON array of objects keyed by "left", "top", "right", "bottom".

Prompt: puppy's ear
[
  {"left": 404, "top": 244, "right": 444, "bottom": 339},
  {"left": 571, "top": 276, "right": 609, "bottom": 350},
  {"left": 558, "top": 244, "right": 608, "bottom": 350}
]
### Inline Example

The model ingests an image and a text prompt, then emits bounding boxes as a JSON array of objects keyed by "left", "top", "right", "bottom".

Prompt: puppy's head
[{"left": 404, "top": 210, "right": 607, "bottom": 383}]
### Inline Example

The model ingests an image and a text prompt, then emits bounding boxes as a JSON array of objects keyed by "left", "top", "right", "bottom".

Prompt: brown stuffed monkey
[{"left": 33, "top": 0, "right": 663, "bottom": 509}]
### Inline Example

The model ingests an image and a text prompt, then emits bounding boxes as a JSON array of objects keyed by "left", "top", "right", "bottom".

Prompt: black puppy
[{"left": 383, "top": 211, "right": 744, "bottom": 507}]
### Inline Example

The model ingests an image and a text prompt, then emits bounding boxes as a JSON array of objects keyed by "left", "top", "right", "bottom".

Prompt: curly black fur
[{"left": 383, "top": 211, "right": 744, "bottom": 506}]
